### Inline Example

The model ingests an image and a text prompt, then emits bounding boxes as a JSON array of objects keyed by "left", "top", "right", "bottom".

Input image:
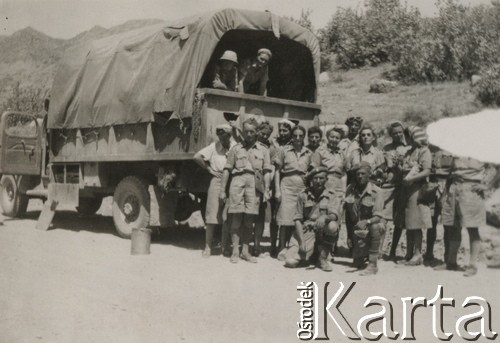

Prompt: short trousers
[
  {"left": 205, "top": 176, "right": 223, "bottom": 224},
  {"left": 441, "top": 182, "right": 486, "bottom": 228},
  {"left": 228, "top": 173, "right": 260, "bottom": 215}
]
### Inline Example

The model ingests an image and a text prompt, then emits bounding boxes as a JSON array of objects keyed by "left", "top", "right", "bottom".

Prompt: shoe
[
  {"left": 240, "top": 253, "right": 258, "bottom": 263},
  {"left": 405, "top": 255, "right": 423, "bottom": 266},
  {"left": 423, "top": 258, "right": 441, "bottom": 267},
  {"left": 433, "top": 263, "right": 447, "bottom": 271},
  {"left": 318, "top": 258, "right": 333, "bottom": 272},
  {"left": 464, "top": 265, "right": 478, "bottom": 277},
  {"left": 359, "top": 263, "right": 378, "bottom": 276},
  {"left": 353, "top": 257, "right": 366, "bottom": 269},
  {"left": 277, "top": 249, "right": 287, "bottom": 262},
  {"left": 253, "top": 246, "right": 261, "bottom": 257},
  {"left": 230, "top": 254, "right": 239, "bottom": 264},
  {"left": 202, "top": 248, "right": 211, "bottom": 258}
]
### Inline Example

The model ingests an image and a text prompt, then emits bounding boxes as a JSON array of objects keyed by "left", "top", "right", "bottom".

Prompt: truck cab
[{"left": 0, "top": 111, "right": 46, "bottom": 216}]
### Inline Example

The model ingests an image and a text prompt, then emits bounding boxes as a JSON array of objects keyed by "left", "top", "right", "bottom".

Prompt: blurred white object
[{"left": 427, "top": 109, "right": 500, "bottom": 164}]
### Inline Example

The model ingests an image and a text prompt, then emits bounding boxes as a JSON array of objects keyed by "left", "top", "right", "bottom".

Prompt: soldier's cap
[
  {"left": 216, "top": 124, "right": 232, "bottom": 135},
  {"left": 307, "top": 166, "right": 328, "bottom": 179},
  {"left": 220, "top": 50, "right": 238, "bottom": 64},
  {"left": 258, "top": 48, "right": 272, "bottom": 59},
  {"left": 353, "top": 161, "right": 372, "bottom": 173},
  {"left": 278, "top": 119, "right": 296, "bottom": 129}
]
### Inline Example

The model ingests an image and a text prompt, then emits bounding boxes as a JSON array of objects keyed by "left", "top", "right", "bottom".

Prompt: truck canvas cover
[{"left": 48, "top": 8, "right": 320, "bottom": 129}]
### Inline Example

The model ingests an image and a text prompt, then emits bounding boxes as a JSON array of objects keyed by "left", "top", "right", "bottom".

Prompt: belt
[
  {"left": 457, "top": 179, "right": 481, "bottom": 184},
  {"left": 232, "top": 170, "right": 255, "bottom": 176},
  {"left": 281, "top": 170, "right": 306, "bottom": 178}
]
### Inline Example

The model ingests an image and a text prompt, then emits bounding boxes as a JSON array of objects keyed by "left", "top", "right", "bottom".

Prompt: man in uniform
[
  {"left": 438, "top": 156, "right": 487, "bottom": 276},
  {"left": 220, "top": 118, "right": 272, "bottom": 263},
  {"left": 254, "top": 120, "right": 274, "bottom": 256},
  {"left": 284, "top": 167, "right": 341, "bottom": 272},
  {"left": 344, "top": 162, "right": 386, "bottom": 275}
]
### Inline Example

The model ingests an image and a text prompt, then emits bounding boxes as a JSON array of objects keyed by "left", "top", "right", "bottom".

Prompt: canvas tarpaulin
[{"left": 48, "top": 8, "right": 320, "bottom": 129}]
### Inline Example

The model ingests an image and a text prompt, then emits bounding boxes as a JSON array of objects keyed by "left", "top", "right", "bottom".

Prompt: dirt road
[{"left": 1, "top": 202, "right": 499, "bottom": 342}]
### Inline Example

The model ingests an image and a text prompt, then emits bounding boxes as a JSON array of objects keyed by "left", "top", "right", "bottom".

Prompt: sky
[{"left": 0, "top": 0, "right": 493, "bottom": 39}]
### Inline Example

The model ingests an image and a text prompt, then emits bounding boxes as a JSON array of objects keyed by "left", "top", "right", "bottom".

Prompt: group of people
[
  {"left": 193, "top": 114, "right": 488, "bottom": 277},
  {"left": 211, "top": 48, "right": 272, "bottom": 95}
]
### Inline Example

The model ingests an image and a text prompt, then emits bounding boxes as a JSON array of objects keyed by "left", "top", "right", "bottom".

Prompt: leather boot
[
  {"left": 317, "top": 246, "right": 333, "bottom": 272},
  {"left": 360, "top": 255, "right": 378, "bottom": 276}
]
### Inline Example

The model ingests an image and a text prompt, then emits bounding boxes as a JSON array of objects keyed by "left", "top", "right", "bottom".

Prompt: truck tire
[
  {"left": 0, "top": 175, "right": 29, "bottom": 217},
  {"left": 77, "top": 196, "right": 103, "bottom": 216},
  {"left": 112, "top": 176, "right": 150, "bottom": 238}
]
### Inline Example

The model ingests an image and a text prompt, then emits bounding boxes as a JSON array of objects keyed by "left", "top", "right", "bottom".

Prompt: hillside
[
  {"left": 317, "top": 65, "right": 483, "bottom": 132},
  {"left": 0, "top": 19, "right": 165, "bottom": 110}
]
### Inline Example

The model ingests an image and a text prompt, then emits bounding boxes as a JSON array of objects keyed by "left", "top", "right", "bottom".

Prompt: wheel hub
[
  {"left": 5, "top": 183, "right": 14, "bottom": 201},
  {"left": 122, "top": 195, "right": 139, "bottom": 222}
]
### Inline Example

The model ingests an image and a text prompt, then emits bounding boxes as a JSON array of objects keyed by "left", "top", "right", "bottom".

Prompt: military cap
[
  {"left": 307, "top": 166, "right": 328, "bottom": 180},
  {"left": 216, "top": 124, "right": 232, "bottom": 134}
]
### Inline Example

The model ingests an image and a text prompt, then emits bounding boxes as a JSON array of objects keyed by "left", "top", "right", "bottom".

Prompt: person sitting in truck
[
  {"left": 238, "top": 48, "right": 272, "bottom": 96},
  {"left": 212, "top": 50, "right": 239, "bottom": 91}
]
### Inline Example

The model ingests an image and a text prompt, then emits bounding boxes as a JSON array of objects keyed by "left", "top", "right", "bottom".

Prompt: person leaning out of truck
[
  {"left": 193, "top": 124, "right": 236, "bottom": 258},
  {"left": 238, "top": 48, "right": 272, "bottom": 96},
  {"left": 212, "top": 50, "right": 239, "bottom": 91},
  {"left": 219, "top": 118, "right": 272, "bottom": 264}
]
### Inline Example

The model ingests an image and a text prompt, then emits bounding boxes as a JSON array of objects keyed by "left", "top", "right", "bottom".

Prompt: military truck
[{"left": 0, "top": 8, "right": 322, "bottom": 238}]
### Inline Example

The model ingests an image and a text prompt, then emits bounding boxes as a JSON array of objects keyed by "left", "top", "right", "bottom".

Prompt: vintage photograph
[{"left": 0, "top": 0, "right": 499, "bottom": 341}]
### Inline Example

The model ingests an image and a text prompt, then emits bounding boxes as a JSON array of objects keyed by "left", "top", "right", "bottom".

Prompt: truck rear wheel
[
  {"left": 0, "top": 175, "right": 29, "bottom": 217},
  {"left": 77, "top": 196, "right": 103, "bottom": 216},
  {"left": 112, "top": 176, "right": 150, "bottom": 238}
]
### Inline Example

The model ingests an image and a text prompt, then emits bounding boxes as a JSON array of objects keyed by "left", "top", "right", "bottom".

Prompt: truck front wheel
[
  {"left": 0, "top": 175, "right": 29, "bottom": 217},
  {"left": 112, "top": 176, "right": 150, "bottom": 238}
]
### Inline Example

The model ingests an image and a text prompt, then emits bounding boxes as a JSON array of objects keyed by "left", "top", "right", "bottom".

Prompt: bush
[
  {"left": 402, "top": 106, "right": 438, "bottom": 127},
  {"left": 319, "top": 0, "right": 500, "bottom": 82},
  {"left": 319, "top": 0, "right": 420, "bottom": 69},
  {"left": 475, "top": 64, "right": 500, "bottom": 106},
  {"left": 1, "top": 82, "right": 47, "bottom": 116}
]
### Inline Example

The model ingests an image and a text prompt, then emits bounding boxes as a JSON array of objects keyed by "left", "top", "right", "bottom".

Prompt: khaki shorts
[
  {"left": 228, "top": 173, "right": 260, "bottom": 215},
  {"left": 441, "top": 182, "right": 486, "bottom": 228}
]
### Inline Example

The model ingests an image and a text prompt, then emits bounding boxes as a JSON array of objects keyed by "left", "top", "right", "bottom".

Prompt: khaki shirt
[
  {"left": 294, "top": 188, "right": 342, "bottom": 224},
  {"left": 429, "top": 145, "right": 454, "bottom": 177},
  {"left": 451, "top": 156, "right": 485, "bottom": 182},
  {"left": 239, "top": 59, "right": 269, "bottom": 95},
  {"left": 383, "top": 140, "right": 412, "bottom": 186},
  {"left": 311, "top": 145, "right": 346, "bottom": 177},
  {"left": 402, "top": 145, "right": 432, "bottom": 177},
  {"left": 344, "top": 182, "right": 384, "bottom": 223},
  {"left": 273, "top": 145, "right": 312, "bottom": 174},
  {"left": 224, "top": 141, "right": 272, "bottom": 174},
  {"left": 346, "top": 145, "right": 385, "bottom": 172}
]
